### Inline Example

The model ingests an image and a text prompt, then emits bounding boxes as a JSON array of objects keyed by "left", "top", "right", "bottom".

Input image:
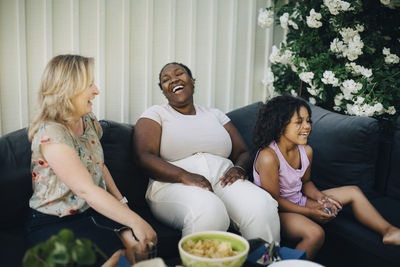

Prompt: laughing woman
[
  {"left": 26, "top": 55, "right": 156, "bottom": 265},
  {"left": 134, "top": 62, "right": 280, "bottom": 243}
]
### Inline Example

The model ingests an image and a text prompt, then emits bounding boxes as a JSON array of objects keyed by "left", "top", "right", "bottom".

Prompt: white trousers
[{"left": 145, "top": 153, "right": 280, "bottom": 243}]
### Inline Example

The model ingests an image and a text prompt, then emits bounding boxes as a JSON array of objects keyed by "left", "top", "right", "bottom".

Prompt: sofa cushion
[
  {"left": 0, "top": 128, "right": 32, "bottom": 228},
  {"left": 99, "top": 120, "right": 148, "bottom": 208},
  {"left": 226, "top": 102, "right": 262, "bottom": 149},
  {"left": 386, "top": 117, "right": 400, "bottom": 200},
  {"left": 308, "top": 105, "right": 380, "bottom": 193},
  {"left": 317, "top": 196, "right": 400, "bottom": 267}
]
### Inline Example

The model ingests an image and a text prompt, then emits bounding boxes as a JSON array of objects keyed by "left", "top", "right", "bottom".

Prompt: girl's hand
[
  {"left": 309, "top": 207, "right": 336, "bottom": 224},
  {"left": 180, "top": 172, "right": 214, "bottom": 192},
  {"left": 318, "top": 195, "right": 342, "bottom": 215},
  {"left": 219, "top": 166, "right": 246, "bottom": 187}
]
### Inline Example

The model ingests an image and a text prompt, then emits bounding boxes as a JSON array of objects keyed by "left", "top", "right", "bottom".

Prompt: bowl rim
[{"left": 178, "top": 230, "right": 250, "bottom": 262}]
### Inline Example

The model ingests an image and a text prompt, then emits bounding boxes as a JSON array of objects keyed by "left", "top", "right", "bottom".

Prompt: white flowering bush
[{"left": 259, "top": 0, "right": 400, "bottom": 118}]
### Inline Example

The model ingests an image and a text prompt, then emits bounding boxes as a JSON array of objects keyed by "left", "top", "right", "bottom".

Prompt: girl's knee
[
  {"left": 344, "top": 185, "right": 361, "bottom": 194},
  {"left": 304, "top": 225, "right": 325, "bottom": 244}
]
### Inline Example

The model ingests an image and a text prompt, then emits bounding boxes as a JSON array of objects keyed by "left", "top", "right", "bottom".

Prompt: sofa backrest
[
  {"left": 386, "top": 117, "right": 400, "bottom": 200},
  {"left": 0, "top": 128, "right": 32, "bottom": 228},
  {"left": 99, "top": 120, "right": 149, "bottom": 208},
  {"left": 226, "top": 102, "right": 262, "bottom": 149},
  {"left": 0, "top": 120, "right": 149, "bottom": 230},
  {"left": 308, "top": 105, "right": 380, "bottom": 194},
  {"left": 227, "top": 101, "right": 383, "bottom": 194}
]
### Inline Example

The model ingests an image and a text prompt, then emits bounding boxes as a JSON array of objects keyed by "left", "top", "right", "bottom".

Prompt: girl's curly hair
[{"left": 253, "top": 95, "right": 312, "bottom": 151}]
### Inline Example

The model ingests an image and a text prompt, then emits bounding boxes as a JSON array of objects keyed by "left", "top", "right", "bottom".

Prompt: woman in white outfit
[{"left": 134, "top": 62, "right": 280, "bottom": 242}]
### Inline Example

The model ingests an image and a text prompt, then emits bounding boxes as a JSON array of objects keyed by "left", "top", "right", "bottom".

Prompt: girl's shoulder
[
  {"left": 302, "top": 144, "right": 313, "bottom": 161},
  {"left": 257, "top": 147, "right": 280, "bottom": 167}
]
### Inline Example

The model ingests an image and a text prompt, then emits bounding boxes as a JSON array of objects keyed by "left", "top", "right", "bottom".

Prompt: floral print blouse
[{"left": 29, "top": 113, "right": 106, "bottom": 217}]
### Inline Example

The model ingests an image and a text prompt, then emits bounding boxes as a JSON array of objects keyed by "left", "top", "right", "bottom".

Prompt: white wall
[{"left": 0, "top": 0, "right": 275, "bottom": 136}]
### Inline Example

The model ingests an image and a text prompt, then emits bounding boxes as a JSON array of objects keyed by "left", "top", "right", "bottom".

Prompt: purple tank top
[{"left": 253, "top": 141, "right": 309, "bottom": 206}]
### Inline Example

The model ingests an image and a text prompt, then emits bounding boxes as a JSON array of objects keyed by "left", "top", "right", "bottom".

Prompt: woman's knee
[{"left": 189, "top": 197, "right": 230, "bottom": 232}]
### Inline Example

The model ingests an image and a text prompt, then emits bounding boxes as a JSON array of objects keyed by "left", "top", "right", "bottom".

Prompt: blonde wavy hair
[{"left": 28, "top": 55, "right": 94, "bottom": 141}]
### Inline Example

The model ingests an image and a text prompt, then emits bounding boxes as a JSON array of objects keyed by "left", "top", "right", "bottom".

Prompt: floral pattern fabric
[{"left": 29, "top": 113, "right": 106, "bottom": 217}]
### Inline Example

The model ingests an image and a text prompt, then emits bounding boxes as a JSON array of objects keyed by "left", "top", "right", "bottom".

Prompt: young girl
[{"left": 252, "top": 95, "right": 400, "bottom": 259}]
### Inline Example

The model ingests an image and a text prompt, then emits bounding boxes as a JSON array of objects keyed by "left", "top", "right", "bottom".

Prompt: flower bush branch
[{"left": 259, "top": 0, "right": 400, "bottom": 118}]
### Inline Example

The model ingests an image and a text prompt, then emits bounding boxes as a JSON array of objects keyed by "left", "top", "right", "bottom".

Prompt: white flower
[
  {"left": 306, "top": 9, "right": 323, "bottom": 28},
  {"left": 279, "top": 49, "right": 294, "bottom": 65},
  {"left": 385, "top": 54, "right": 400, "bottom": 64},
  {"left": 386, "top": 106, "right": 396, "bottom": 115},
  {"left": 262, "top": 67, "right": 275, "bottom": 86},
  {"left": 333, "top": 106, "right": 342, "bottom": 111},
  {"left": 383, "top": 47, "right": 391, "bottom": 55},
  {"left": 299, "top": 72, "right": 314, "bottom": 84},
  {"left": 340, "top": 27, "right": 358, "bottom": 42},
  {"left": 290, "top": 63, "right": 298, "bottom": 72},
  {"left": 288, "top": 20, "right": 299, "bottom": 30},
  {"left": 346, "top": 62, "right": 372, "bottom": 78},
  {"left": 330, "top": 38, "right": 345, "bottom": 55},
  {"left": 307, "top": 84, "right": 323, "bottom": 97},
  {"left": 323, "top": 0, "right": 351, "bottom": 15},
  {"left": 332, "top": 32, "right": 364, "bottom": 61},
  {"left": 334, "top": 93, "right": 344, "bottom": 106},
  {"left": 383, "top": 48, "right": 400, "bottom": 64},
  {"left": 355, "top": 24, "right": 364, "bottom": 32},
  {"left": 355, "top": 96, "right": 365, "bottom": 104},
  {"left": 380, "top": 0, "right": 391, "bottom": 5},
  {"left": 373, "top": 103, "right": 384, "bottom": 115},
  {"left": 309, "top": 97, "right": 317, "bottom": 105},
  {"left": 341, "top": 79, "right": 362, "bottom": 100},
  {"left": 290, "top": 89, "right": 298, "bottom": 97},
  {"left": 269, "top": 45, "right": 281, "bottom": 64},
  {"left": 280, "top": 12, "right": 298, "bottom": 30},
  {"left": 280, "top": 13, "right": 289, "bottom": 29},
  {"left": 321, "top": 71, "right": 339, "bottom": 86},
  {"left": 258, "top": 9, "right": 274, "bottom": 28}
]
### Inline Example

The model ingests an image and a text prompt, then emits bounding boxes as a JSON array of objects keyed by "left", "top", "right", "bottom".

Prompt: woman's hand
[
  {"left": 219, "top": 166, "right": 246, "bottom": 187},
  {"left": 131, "top": 217, "right": 157, "bottom": 248},
  {"left": 180, "top": 172, "right": 214, "bottom": 192},
  {"left": 121, "top": 218, "right": 157, "bottom": 264}
]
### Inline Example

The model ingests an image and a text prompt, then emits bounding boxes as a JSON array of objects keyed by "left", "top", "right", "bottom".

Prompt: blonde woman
[{"left": 27, "top": 55, "right": 157, "bottom": 265}]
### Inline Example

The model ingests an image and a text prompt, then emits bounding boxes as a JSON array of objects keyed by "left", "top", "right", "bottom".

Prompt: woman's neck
[
  {"left": 67, "top": 117, "right": 84, "bottom": 136},
  {"left": 170, "top": 103, "right": 196, "bottom": 115}
]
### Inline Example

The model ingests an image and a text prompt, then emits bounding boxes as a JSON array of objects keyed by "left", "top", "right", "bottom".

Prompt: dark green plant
[{"left": 23, "top": 229, "right": 108, "bottom": 267}]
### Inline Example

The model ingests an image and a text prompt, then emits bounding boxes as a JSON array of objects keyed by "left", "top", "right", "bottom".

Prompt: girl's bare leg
[
  {"left": 280, "top": 212, "right": 325, "bottom": 259},
  {"left": 323, "top": 186, "right": 400, "bottom": 245}
]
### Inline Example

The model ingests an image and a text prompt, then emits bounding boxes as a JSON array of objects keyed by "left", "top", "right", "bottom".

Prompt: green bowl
[{"left": 178, "top": 231, "right": 249, "bottom": 267}]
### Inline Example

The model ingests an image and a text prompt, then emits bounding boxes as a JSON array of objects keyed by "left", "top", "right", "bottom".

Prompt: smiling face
[
  {"left": 159, "top": 63, "right": 195, "bottom": 110},
  {"left": 71, "top": 83, "right": 99, "bottom": 119},
  {"left": 281, "top": 106, "right": 312, "bottom": 146}
]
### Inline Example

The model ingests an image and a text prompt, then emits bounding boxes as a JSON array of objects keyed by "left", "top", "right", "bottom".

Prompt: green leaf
[
  {"left": 71, "top": 239, "right": 96, "bottom": 265},
  {"left": 49, "top": 241, "right": 69, "bottom": 264}
]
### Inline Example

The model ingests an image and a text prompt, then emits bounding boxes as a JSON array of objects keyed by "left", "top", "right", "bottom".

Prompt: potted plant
[{"left": 23, "top": 229, "right": 108, "bottom": 267}]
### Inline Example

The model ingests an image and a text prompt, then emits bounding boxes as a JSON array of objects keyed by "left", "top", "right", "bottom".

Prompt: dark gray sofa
[
  {"left": 1, "top": 102, "right": 399, "bottom": 266},
  {"left": 227, "top": 102, "right": 400, "bottom": 267},
  {"left": 0, "top": 120, "right": 181, "bottom": 266}
]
